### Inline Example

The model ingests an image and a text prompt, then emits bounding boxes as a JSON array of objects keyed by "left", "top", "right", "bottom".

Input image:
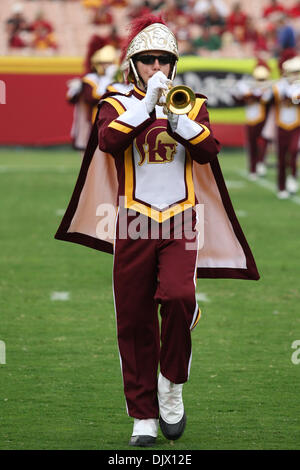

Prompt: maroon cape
[{"left": 55, "top": 95, "right": 260, "bottom": 281}]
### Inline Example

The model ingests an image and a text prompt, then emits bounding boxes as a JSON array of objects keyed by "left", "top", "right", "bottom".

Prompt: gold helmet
[
  {"left": 126, "top": 23, "right": 179, "bottom": 61},
  {"left": 282, "top": 56, "right": 300, "bottom": 74},
  {"left": 282, "top": 56, "right": 300, "bottom": 83},
  {"left": 91, "top": 45, "right": 118, "bottom": 74},
  {"left": 124, "top": 22, "right": 179, "bottom": 86},
  {"left": 252, "top": 65, "right": 270, "bottom": 81},
  {"left": 91, "top": 45, "right": 118, "bottom": 65}
]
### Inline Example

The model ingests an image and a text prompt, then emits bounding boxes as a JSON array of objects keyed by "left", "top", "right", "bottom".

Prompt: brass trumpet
[{"left": 159, "top": 85, "right": 196, "bottom": 115}]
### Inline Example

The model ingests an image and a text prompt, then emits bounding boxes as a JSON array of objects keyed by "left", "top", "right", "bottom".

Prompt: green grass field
[{"left": 0, "top": 146, "right": 299, "bottom": 451}]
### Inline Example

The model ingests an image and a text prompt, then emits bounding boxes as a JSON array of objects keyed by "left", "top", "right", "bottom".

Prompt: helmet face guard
[{"left": 124, "top": 23, "right": 179, "bottom": 87}]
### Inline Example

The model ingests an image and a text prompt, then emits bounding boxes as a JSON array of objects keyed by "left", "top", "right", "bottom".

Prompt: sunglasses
[{"left": 135, "top": 54, "right": 174, "bottom": 65}]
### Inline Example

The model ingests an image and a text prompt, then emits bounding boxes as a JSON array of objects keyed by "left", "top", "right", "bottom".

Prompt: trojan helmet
[
  {"left": 154, "top": 130, "right": 177, "bottom": 162},
  {"left": 91, "top": 45, "right": 118, "bottom": 74},
  {"left": 136, "top": 126, "right": 177, "bottom": 165},
  {"left": 252, "top": 65, "right": 270, "bottom": 81},
  {"left": 122, "top": 16, "right": 179, "bottom": 86},
  {"left": 282, "top": 56, "right": 300, "bottom": 75}
]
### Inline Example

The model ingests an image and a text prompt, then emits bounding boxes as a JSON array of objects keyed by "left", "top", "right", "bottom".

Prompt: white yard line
[
  {"left": 225, "top": 180, "right": 246, "bottom": 189},
  {"left": 236, "top": 170, "right": 300, "bottom": 206},
  {"left": 196, "top": 292, "right": 210, "bottom": 303},
  {"left": 55, "top": 209, "right": 65, "bottom": 216},
  {"left": 50, "top": 291, "right": 70, "bottom": 301},
  {"left": 235, "top": 210, "right": 248, "bottom": 217}
]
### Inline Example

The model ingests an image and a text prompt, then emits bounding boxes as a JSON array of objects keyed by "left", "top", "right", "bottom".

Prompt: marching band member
[
  {"left": 270, "top": 55, "right": 300, "bottom": 197},
  {"left": 82, "top": 45, "right": 119, "bottom": 123},
  {"left": 66, "top": 45, "right": 119, "bottom": 153},
  {"left": 232, "top": 62, "right": 272, "bottom": 179},
  {"left": 56, "top": 14, "right": 259, "bottom": 447}
]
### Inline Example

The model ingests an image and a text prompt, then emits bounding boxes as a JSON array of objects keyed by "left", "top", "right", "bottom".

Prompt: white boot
[
  {"left": 277, "top": 190, "right": 289, "bottom": 199},
  {"left": 157, "top": 373, "right": 186, "bottom": 440},
  {"left": 286, "top": 175, "right": 299, "bottom": 194},
  {"left": 131, "top": 418, "right": 158, "bottom": 437},
  {"left": 248, "top": 172, "right": 258, "bottom": 181},
  {"left": 257, "top": 162, "right": 267, "bottom": 176},
  {"left": 129, "top": 418, "right": 158, "bottom": 447}
]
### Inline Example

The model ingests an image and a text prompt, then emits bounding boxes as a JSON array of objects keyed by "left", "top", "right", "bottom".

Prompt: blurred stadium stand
[
  {"left": 1, "top": 0, "right": 299, "bottom": 147},
  {"left": 0, "top": 0, "right": 299, "bottom": 57}
]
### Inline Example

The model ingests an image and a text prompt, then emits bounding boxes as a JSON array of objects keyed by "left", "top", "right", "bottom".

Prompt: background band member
[
  {"left": 66, "top": 45, "right": 119, "bottom": 153},
  {"left": 268, "top": 56, "right": 300, "bottom": 198},
  {"left": 232, "top": 61, "right": 272, "bottom": 179}
]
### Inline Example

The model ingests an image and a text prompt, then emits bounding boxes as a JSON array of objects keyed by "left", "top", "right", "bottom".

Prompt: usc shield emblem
[{"left": 134, "top": 125, "right": 178, "bottom": 165}]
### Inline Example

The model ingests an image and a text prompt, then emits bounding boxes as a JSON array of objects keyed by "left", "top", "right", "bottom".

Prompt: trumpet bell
[{"left": 166, "top": 85, "right": 196, "bottom": 115}]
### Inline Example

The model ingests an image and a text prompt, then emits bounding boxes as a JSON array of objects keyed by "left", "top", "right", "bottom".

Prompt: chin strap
[
  {"left": 129, "top": 58, "right": 145, "bottom": 89},
  {"left": 170, "top": 60, "right": 177, "bottom": 81}
]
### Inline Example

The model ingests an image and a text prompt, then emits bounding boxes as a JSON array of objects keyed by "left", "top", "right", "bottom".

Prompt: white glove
[
  {"left": 143, "top": 71, "right": 171, "bottom": 114},
  {"left": 66, "top": 78, "right": 82, "bottom": 99},
  {"left": 96, "top": 77, "right": 111, "bottom": 96},
  {"left": 105, "top": 64, "right": 118, "bottom": 80},
  {"left": 233, "top": 80, "right": 250, "bottom": 98},
  {"left": 167, "top": 111, "right": 179, "bottom": 132},
  {"left": 252, "top": 87, "right": 263, "bottom": 97},
  {"left": 288, "top": 83, "right": 300, "bottom": 104}
]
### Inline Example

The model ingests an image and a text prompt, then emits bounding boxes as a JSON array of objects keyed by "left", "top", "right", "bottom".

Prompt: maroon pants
[
  {"left": 246, "top": 123, "right": 268, "bottom": 174},
  {"left": 277, "top": 127, "right": 300, "bottom": 191},
  {"left": 113, "top": 208, "right": 200, "bottom": 419}
]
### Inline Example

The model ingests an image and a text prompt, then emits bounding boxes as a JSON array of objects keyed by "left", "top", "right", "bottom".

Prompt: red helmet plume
[{"left": 84, "top": 35, "right": 108, "bottom": 74}]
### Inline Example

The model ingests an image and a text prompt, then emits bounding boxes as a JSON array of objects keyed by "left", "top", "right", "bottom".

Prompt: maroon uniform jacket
[{"left": 55, "top": 85, "right": 260, "bottom": 281}]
